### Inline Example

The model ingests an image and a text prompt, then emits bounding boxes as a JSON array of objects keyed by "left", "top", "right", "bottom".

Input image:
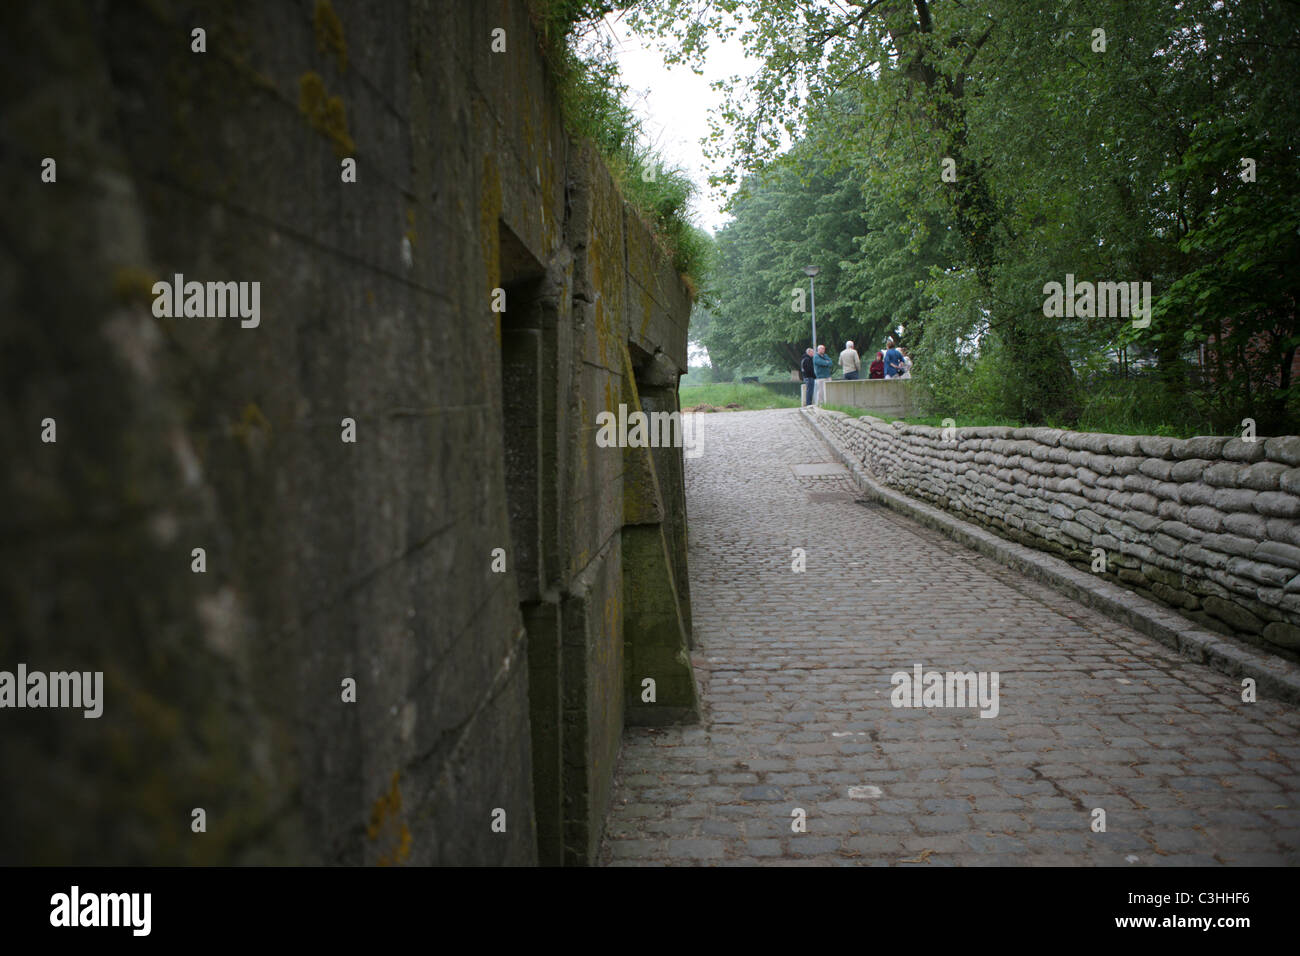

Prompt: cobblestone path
[{"left": 600, "top": 408, "right": 1300, "bottom": 866}]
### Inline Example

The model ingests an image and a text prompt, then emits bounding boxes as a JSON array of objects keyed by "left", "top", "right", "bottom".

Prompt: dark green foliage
[{"left": 628, "top": 0, "right": 1300, "bottom": 435}]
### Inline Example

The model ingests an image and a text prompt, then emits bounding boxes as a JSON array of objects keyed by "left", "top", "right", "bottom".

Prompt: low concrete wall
[
  {"left": 823, "top": 379, "right": 916, "bottom": 419},
  {"left": 810, "top": 409, "right": 1300, "bottom": 657}
]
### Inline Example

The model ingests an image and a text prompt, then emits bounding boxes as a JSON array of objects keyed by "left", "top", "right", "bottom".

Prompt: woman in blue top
[{"left": 883, "top": 339, "right": 904, "bottom": 378}]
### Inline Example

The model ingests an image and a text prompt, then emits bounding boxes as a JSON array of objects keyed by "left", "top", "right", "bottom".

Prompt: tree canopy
[{"left": 624, "top": 0, "right": 1299, "bottom": 432}]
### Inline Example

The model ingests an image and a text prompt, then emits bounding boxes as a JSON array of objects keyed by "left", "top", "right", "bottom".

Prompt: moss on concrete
[
  {"left": 298, "top": 70, "right": 355, "bottom": 157},
  {"left": 313, "top": 0, "right": 348, "bottom": 73}
]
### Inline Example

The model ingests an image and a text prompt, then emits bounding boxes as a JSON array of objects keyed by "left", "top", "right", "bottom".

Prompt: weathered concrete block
[
  {"left": 1177, "top": 482, "right": 1217, "bottom": 507},
  {"left": 1203, "top": 461, "right": 1244, "bottom": 487},
  {"left": 1237, "top": 461, "right": 1287, "bottom": 491},
  {"left": 1159, "top": 520, "right": 1199, "bottom": 542},
  {"left": 1255, "top": 540, "right": 1300, "bottom": 571},
  {"left": 1214, "top": 488, "right": 1259, "bottom": 513},
  {"left": 1046, "top": 501, "right": 1073, "bottom": 521},
  {"left": 1265, "top": 518, "right": 1300, "bottom": 549},
  {"left": 1150, "top": 480, "right": 1182, "bottom": 503},
  {"left": 1129, "top": 492, "right": 1160, "bottom": 514},
  {"left": 1222, "top": 511, "right": 1268, "bottom": 539},
  {"left": 1203, "top": 595, "right": 1265, "bottom": 632},
  {"left": 1150, "top": 534, "right": 1185, "bottom": 558},
  {"left": 1116, "top": 567, "right": 1148, "bottom": 588},
  {"left": 1183, "top": 505, "right": 1224, "bottom": 534},
  {"left": 1138, "top": 458, "right": 1175, "bottom": 481},
  {"left": 1226, "top": 556, "right": 1292, "bottom": 588},
  {"left": 1173, "top": 436, "right": 1231, "bottom": 460},
  {"left": 1254, "top": 491, "right": 1300, "bottom": 519},
  {"left": 1121, "top": 473, "right": 1156, "bottom": 493},
  {"left": 1170, "top": 459, "right": 1213, "bottom": 483},
  {"left": 1279, "top": 468, "right": 1300, "bottom": 495},
  {"left": 1128, "top": 510, "right": 1163, "bottom": 533},
  {"left": 1183, "top": 544, "right": 1229, "bottom": 571},
  {"left": 1201, "top": 532, "right": 1258, "bottom": 557},
  {"left": 1157, "top": 500, "right": 1186, "bottom": 521},
  {"left": 1222, "top": 437, "right": 1267, "bottom": 463},
  {"left": 1264, "top": 435, "right": 1300, "bottom": 466},
  {"left": 1112, "top": 456, "right": 1145, "bottom": 477},
  {"left": 1064, "top": 521, "right": 1098, "bottom": 545},
  {"left": 1263, "top": 621, "right": 1300, "bottom": 649},
  {"left": 1073, "top": 509, "right": 1105, "bottom": 532},
  {"left": 1080, "top": 433, "right": 1113, "bottom": 454},
  {"left": 1151, "top": 581, "right": 1199, "bottom": 610},
  {"left": 1137, "top": 435, "right": 1176, "bottom": 459}
]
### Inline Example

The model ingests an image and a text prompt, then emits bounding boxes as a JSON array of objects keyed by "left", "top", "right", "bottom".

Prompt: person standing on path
[
  {"left": 813, "top": 344, "right": 834, "bottom": 404},
  {"left": 868, "top": 351, "right": 885, "bottom": 379},
  {"left": 884, "top": 339, "right": 904, "bottom": 379},
  {"left": 800, "top": 348, "right": 816, "bottom": 406},
  {"left": 839, "top": 340, "right": 861, "bottom": 380}
]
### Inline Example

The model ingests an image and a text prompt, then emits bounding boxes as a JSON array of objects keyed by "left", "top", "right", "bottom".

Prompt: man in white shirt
[{"left": 839, "top": 340, "right": 861, "bottom": 380}]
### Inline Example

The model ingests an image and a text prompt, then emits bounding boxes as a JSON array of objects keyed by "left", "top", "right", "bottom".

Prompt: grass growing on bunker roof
[{"left": 528, "top": 1, "right": 710, "bottom": 292}]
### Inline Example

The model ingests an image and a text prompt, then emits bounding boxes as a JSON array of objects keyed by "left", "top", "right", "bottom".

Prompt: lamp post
[{"left": 803, "top": 265, "right": 820, "bottom": 350}]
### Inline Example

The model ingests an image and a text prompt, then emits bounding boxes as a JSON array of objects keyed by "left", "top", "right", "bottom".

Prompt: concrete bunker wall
[{"left": 0, "top": 0, "right": 696, "bottom": 865}]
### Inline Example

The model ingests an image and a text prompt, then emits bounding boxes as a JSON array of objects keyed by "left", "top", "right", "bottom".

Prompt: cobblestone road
[{"left": 600, "top": 408, "right": 1300, "bottom": 866}]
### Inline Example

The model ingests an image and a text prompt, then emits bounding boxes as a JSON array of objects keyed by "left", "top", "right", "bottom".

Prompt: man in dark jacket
[{"left": 800, "top": 348, "right": 816, "bottom": 406}]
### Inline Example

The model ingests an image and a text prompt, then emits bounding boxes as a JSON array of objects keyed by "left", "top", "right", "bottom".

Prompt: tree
[{"left": 627, "top": 0, "right": 1299, "bottom": 430}]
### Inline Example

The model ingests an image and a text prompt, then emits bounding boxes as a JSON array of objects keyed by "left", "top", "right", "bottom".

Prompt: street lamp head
[{"left": 803, "top": 265, "right": 820, "bottom": 278}]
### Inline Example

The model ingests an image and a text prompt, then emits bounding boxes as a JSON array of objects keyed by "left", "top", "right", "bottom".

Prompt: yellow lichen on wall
[
  {"left": 367, "top": 771, "right": 412, "bottom": 866},
  {"left": 313, "top": 0, "right": 348, "bottom": 73},
  {"left": 230, "top": 402, "right": 272, "bottom": 447},
  {"left": 111, "top": 266, "right": 160, "bottom": 306},
  {"left": 405, "top": 206, "right": 417, "bottom": 247},
  {"left": 298, "top": 71, "right": 355, "bottom": 157}
]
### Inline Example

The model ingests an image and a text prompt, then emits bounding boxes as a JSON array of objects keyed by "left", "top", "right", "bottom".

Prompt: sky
[{"left": 603, "top": 13, "right": 760, "bottom": 235}]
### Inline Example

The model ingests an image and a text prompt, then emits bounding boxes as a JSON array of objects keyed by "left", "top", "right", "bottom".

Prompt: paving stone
[
  {"left": 609, "top": 839, "right": 665, "bottom": 860},
  {"left": 971, "top": 812, "right": 1032, "bottom": 832},
  {"left": 700, "top": 819, "right": 741, "bottom": 837},
  {"left": 666, "top": 839, "right": 724, "bottom": 859},
  {"left": 789, "top": 836, "right": 843, "bottom": 855},
  {"left": 915, "top": 814, "right": 972, "bottom": 834}
]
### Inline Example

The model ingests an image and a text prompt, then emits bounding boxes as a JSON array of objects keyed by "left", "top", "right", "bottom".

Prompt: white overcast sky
[{"left": 604, "top": 13, "right": 760, "bottom": 234}]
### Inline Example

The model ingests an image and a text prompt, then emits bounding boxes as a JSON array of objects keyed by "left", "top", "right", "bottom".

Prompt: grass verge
[{"left": 680, "top": 384, "right": 801, "bottom": 410}]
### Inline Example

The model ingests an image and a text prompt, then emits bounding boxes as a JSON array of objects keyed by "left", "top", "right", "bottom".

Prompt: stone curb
[{"left": 801, "top": 407, "right": 1300, "bottom": 705}]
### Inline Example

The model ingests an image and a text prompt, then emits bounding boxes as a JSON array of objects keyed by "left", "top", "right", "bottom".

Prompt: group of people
[{"left": 800, "top": 338, "right": 912, "bottom": 405}]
